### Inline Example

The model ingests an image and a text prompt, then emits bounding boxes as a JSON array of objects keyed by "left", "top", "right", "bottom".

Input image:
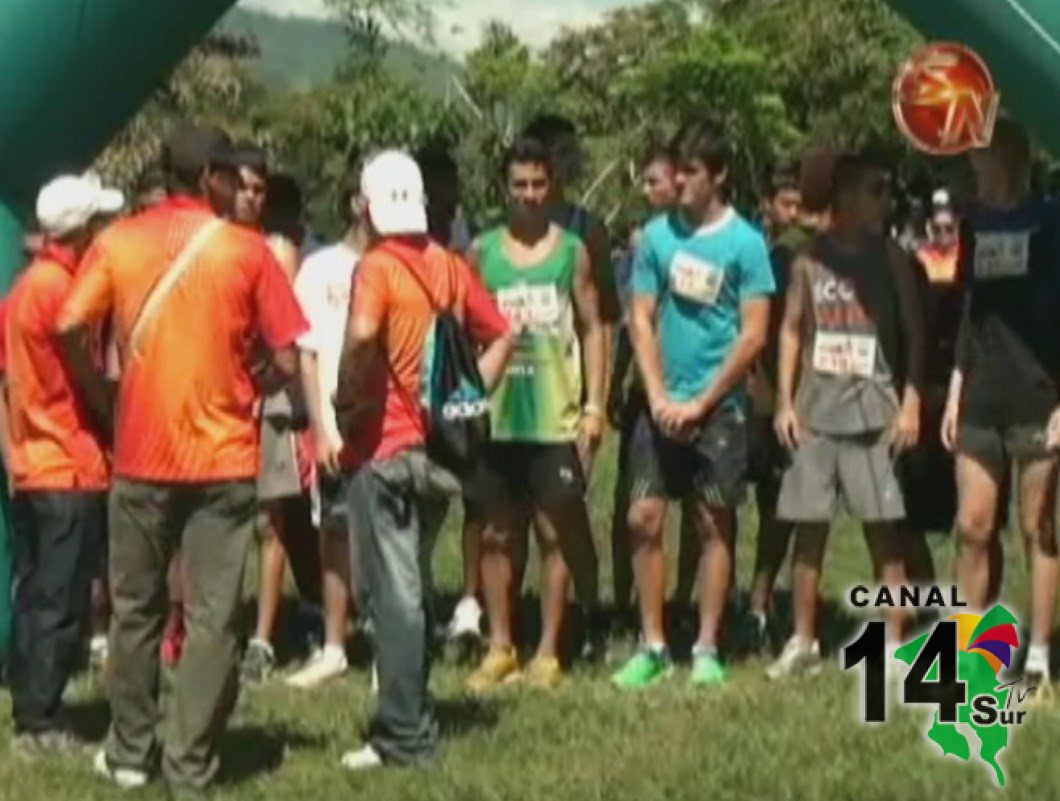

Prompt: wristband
[{"left": 583, "top": 403, "right": 604, "bottom": 419}]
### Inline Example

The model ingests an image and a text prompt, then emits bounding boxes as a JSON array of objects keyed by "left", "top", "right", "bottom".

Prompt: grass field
[{"left": 3, "top": 437, "right": 1059, "bottom": 801}]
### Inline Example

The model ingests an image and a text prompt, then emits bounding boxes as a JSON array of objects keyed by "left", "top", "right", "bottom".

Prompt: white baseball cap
[
  {"left": 36, "top": 173, "right": 125, "bottom": 238},
  {"left": 361, "top": 150, "right": 427, "bottom": 236}
]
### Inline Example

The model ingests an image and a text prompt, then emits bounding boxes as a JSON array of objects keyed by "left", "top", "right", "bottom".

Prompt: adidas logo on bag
[{"left": 441, "top": 398, "right": 489, "bottom": 421}]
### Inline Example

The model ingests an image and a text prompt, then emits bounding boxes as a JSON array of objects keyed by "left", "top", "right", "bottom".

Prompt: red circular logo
[{"left": 893, "top": 42, "right": 1000, "bottom": 155}]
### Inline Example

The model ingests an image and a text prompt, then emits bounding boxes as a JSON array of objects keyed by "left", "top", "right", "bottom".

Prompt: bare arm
[
  {"left": 888, "top": 244, "right": 925, "bottom": 449},
  {"left": 889, "top": 244, "right": 926, "bottom": 399},
  {"left": 0, "top": 375, "right": 13, "bottom": 492},
  {"left": 690, "top": 298, "right": 769, "bottom": 416},
  {"left": 476, "top": 334, "right": 515, "bottom": 394},
  {"left": 572, "top": 243, "right": 606, "bottom": 415},
  {"left": 629, "top": 292, "right": 667, "bottom": 411},
  {"left": 777, "top": 256, "right": 810, "bottom": 411},
  {"left": 57, "top": 325, "right": 115, "bottom": 439}
]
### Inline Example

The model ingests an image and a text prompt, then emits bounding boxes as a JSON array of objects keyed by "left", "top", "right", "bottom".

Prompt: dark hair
[
  {"left": 231, "top": 145, "right": 269, "bottom": 177},
  {"left": 799, "top": 148, "right": 839, "bottom": 214},
  {"left": 523, "top": 114, "right": 577, "bottom": 149},
  {"left": 416, "top": 139, "right": 458, "bottom": 180},
  {"left": 641, "top": 142, "right": 675, "bottom": 171},
  {"left": 262, "top": 173, "right": 303, "bottom": 239},
  {"left": 990, "top": 117, "right": 1033, "bottom": 172},
  {"left": 671, "top": 120, "right": 730, "bottom": 176},
  {"left": 501, "top": 137, "right": 553, "bottom": 180},
  {"left": 766, "top": 162, "right": 799, "bottom": 199},
  {"left": 830, "top": 151, "right": 881, "bottom": 208}
]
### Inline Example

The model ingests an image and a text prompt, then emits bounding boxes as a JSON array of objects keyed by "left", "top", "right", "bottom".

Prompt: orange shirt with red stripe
[
  {"left": 0, "top": 243, "right": 109, "bottom": 491},
  {"left": 57, "top": 196, "right": 309, "bottom": 483}
]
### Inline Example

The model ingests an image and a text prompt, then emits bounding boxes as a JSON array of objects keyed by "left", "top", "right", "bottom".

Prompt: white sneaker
[
  {"left": 766, "top": 637, "right": 822, "bottom": 680},
  {"left": 285, "top": 646, "right": 349, "bottom": 689},
  {"left": 448, "top": 596, "right": 482, "bottom": 641},
  {"left": 89, "top": 635, "right": 109, "bottom": 670},
  {"left": 93, "top": 749, "right": 149, "bottom": 790},
  {"left": 340, "top": 744, "right": 384, "bottom": 772}
]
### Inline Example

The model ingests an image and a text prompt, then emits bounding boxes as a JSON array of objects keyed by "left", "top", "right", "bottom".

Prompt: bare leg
[
  {"left": 1018, "top": 458, "right": 1060, "bottom": 650},
  {"left": 320, "top": 520, "right": 351, "bottom": 647},
  {"left": 693, "top": 502, "right": 735, "bottom": 650},
  {"left": 791, "top": 524, "right": 829, "bottom": 644},
  {"left": 461, "top": 509, "right": 484, "bottom": 600},
  {"left": 628, "top": 498, "right": 668, "bottom": 646},
  {"left": 954, "top": 454, "right": 1002, "bottom": 611},
  {"left": 480, "top": 505, "right": 528, "bottom": 651},
  {"left": 254, "top": 504, "right": 288, "bottom": 645},
  {"left": 750, "top": 493, "right": 796, "bottom": 617},
  {"left": 673, "top": 499, "right": 702, "bottom": 608},
  {"left": 611, "top": 462, "right": 634, "bottom": 613},
  {"left": 533, "top": 503, "right": 579, "bottom": 659}
]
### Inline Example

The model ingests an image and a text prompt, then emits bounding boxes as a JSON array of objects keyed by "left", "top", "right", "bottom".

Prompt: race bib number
[
  {"left": 496, "top": 284, "right": 561, "bottom": 329},
  {"left": 974, "top": 231, "right": 1030, "bottom": 279},
  {"left": 670, "top": 252, "right": 724, "bottom": 305},
  {"left": 812, "top": 332, "right": 877, "bottom": 378}
]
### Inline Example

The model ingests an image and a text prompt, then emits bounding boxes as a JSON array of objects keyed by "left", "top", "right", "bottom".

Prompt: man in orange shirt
[
  {"left": 0, "top": 173, "right": 123, "bottom": 754},
  {"left": 56, "top": 125, "right": 309, "bottom": 794},
  {"left": 335, "top": 151, "right": 513, "bottom": 771}
]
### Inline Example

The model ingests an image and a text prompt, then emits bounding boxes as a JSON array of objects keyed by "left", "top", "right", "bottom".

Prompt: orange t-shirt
[
  {"left": 341, "top": 237, "right": 508, "bottom": 470},
  {"left": 0, "top": 244, "right": 109, "bottom": 491},
  {"left": 58, "top": 196, "right": 309, "bottom": 483}
]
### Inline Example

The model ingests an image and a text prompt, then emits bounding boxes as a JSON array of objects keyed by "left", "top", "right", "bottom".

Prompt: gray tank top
[{"left": 797, "top": 234, "right": 901, "bottom": 435}]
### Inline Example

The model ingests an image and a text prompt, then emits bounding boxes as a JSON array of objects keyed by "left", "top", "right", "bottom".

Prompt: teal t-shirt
[{"left": 632, "top": 208, "right": 775, "bottom": 404}]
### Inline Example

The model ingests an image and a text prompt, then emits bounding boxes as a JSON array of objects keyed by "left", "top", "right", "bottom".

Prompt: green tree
[{"left": 712, "top": 0, "right": 920, "bottom": 151}]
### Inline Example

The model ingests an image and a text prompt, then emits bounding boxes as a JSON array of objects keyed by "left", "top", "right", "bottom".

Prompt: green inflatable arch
[
  {"left": 0, "top": 0, "right": 1059, "bottom": 663},
  {"left": 0, "top": 0, "right": 237, "bottom": 664}
]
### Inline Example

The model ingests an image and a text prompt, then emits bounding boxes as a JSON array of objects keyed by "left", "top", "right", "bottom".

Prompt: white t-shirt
[{"left": 293, "top": 241, "right": 359, "bottom": 440}]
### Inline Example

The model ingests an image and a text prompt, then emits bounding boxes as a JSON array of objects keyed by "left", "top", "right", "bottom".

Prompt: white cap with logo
[
  {"left": 361, "top": 150, "right": 427, "bottom": 236},
  {"left": 36, "top": 173, "right": 125, "bottom": 238}
]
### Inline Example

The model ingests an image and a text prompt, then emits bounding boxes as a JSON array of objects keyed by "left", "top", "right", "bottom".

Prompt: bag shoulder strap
[
  {"left": 378, "top": 242, "right": 457, "bottom": 314},
  {"left": 130, "top": 217, "right": 224, "bottom": 356}
]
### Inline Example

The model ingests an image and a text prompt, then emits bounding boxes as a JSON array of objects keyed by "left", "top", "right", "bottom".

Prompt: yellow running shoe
[
  {"left": 465, "top": 646, "right": 520, "bottom": 693},
  {"left": 522, "top": 655, "right": 562, "bottom": 690}
]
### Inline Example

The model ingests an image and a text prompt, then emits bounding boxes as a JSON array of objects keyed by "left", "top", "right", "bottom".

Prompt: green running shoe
[
  {"left": 690, "top": 651, "right": 728, "bottom": 686},
  {"left": 611, "top": 648, "right": 673, "bottom": 689}
]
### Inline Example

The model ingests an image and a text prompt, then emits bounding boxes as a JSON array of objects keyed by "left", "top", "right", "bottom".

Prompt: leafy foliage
[{"left": 94, "top": 0, "right": 924, "bottom": 236}]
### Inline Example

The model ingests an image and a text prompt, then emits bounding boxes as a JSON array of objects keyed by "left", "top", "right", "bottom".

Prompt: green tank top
[{"left": 478, "top": 226, "right": 582, "bottom": 442}]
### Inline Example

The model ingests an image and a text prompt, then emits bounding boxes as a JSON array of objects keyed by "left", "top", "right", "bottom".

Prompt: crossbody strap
[
  {"left": 129, "top": 217, "right": 224, "bottom": 358},
  {"left": 374, "top": 243, "right": 458, "bottom": 423}
]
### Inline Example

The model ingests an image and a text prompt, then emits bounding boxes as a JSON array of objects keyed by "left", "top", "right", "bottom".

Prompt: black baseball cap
[{"left": 162, "top": 124, "right": 238, "bottom": 183}]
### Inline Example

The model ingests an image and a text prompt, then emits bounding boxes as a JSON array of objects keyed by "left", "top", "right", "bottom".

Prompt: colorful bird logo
[{"left": 950, "top": 605, "right": 1020, "bottom": 676}]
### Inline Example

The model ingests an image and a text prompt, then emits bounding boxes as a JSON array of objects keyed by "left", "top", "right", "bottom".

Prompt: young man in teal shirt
[{"left": 614, "top": 120, "right": 774, "bottom": 689}]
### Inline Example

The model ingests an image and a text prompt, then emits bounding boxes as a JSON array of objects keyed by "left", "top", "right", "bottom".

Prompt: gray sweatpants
[{"left": 347, "top": 449, "right": 452, "bottom": 764}]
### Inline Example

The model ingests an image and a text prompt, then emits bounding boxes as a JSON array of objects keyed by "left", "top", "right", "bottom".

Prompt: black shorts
[
  {"left": 958, "top": 421, "right": 1055, "bottom": 481},
  {"left": 318, "top": 474, "right": 349, "bottom": 530},
  {"left": 463, "top": 442, "right": 586, "bottom": 513},
  {"left": 627, "top": 405, "right": 748, "bottom": 508}
]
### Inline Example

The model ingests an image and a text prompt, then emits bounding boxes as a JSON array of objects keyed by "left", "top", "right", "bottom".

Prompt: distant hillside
[{"left": 218, "top": 8, "right": 458, "bottom": 94}]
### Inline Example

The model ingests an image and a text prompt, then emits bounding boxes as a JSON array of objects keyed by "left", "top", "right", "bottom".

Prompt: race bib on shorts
[
  {"left": 497, "top": 284, "right": 562, "bottom": 330},
  {"left": 973, "top": 231, "right": 1031, "bottom": 279},
  {"left": 670, "top": 252, "right": 724, "bottom": 305},
  {"left": 812, "top": 332, "right": 877, "bottom": 378}
]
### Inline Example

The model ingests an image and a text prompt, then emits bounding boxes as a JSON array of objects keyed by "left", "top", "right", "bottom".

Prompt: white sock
[
  {"left": 249, "top": 638, "right": 274, "bottom": 657},
  {"left": 322, "top": 643, "right": 346, "bottom": 662},
  {"left": 1027, "top": 643, "right": 1049, "bottom": 673}
]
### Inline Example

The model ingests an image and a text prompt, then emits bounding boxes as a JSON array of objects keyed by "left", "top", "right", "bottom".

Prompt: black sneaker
[
  {"left": 240, "top": 640, "right": 275, "bottom": 684},
  {"left": 579, "top": 606, "right": 610, "bottom": 664}
]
